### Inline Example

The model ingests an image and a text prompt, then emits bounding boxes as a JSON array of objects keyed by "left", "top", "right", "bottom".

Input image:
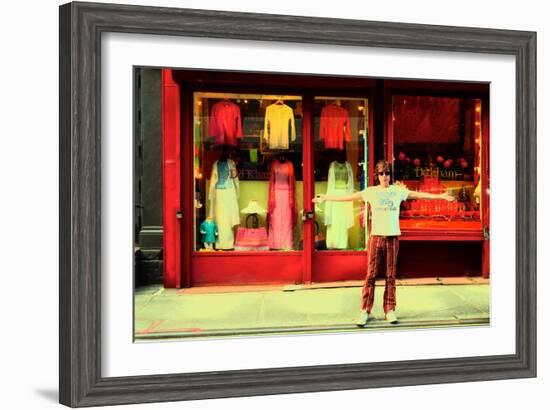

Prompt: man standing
[{"left": 313, "top": 160, "right": 455, "bottom": 326}]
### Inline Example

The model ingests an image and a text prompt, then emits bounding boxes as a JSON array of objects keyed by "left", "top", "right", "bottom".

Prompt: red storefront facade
[{"left": 161, "top": 68, "right": 490, "bottom": 288}]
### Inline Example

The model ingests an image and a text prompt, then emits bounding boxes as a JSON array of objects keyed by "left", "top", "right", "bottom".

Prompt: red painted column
[
  {"left": 161, "top": 69, "right": 181, "bottom": 288},
  {"left": 181, "top": 88, "right": 194, "bottom": 288},
  {"left": 302, "top": 93, "right": 314, "bottom": 284}
]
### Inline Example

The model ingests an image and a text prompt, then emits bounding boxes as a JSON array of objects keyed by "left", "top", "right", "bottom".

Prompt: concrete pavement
[{"left": 134, "top": 278, "right": 489, "bottom": 341}]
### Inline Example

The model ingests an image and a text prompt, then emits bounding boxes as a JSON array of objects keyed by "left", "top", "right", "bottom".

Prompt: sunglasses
[{"left": 378, "top": 171, "right": 391, "bottom": 176}]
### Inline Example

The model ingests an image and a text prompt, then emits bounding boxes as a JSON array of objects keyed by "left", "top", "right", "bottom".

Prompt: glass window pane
[
  {"left": 313, "top": 97, "right": 369, "bottom": 251},
  {"left": 392, "top": 96, "right": 483, "bottom": 225},
  {"left": 194, "top": 92, "right": 303, "bottom": 252}
]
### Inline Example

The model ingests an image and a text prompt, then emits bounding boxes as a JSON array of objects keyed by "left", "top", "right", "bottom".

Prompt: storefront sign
[{"left": 415, "top": 167, "right": 463, "bottom": 180}]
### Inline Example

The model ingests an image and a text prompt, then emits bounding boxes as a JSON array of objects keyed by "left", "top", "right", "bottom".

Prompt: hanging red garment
[
  {"left": 208, "top": 100, "right": 243, "bottom": 146},
  {"left": 320, "top": 103, "right": 352, "bottom": 149},
  {"left": 267, "top": 160, "right": 297, "bottom": 249}
]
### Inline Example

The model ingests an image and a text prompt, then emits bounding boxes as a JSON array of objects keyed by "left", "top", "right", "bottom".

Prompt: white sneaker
[
  {"left": 385, "top": 310, "right": 398, "bottom": 324},
  {"left": 355, "top": 311, "right": 369, "bottom": 327}
]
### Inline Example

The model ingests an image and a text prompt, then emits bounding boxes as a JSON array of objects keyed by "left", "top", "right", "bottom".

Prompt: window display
[
  {"left": 391, "top": 95, "right": 483, "bottom": 227},
  {"left": 313, "top": 97, "right": 369, "bottom": 251},
  {"left": 194, "top": 92, "right": 303, "bottom": 252},
  {"left": 193, "top": 88, "right": 482, "bottom": 260}
]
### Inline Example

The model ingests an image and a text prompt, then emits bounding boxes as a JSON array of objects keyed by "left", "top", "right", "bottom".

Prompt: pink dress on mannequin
[{"left": 267, "top": 160, "right": 297, "bottom": 250}]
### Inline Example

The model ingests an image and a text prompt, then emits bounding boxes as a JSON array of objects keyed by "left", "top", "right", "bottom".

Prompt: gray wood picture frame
[{"left": 59, "top": 1, "right": 537, "bottom": 407}]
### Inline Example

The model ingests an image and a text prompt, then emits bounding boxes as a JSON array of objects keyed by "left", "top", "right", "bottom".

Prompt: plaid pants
[{"left": 361, "top": 235, "right": 399, "bottom": 313}]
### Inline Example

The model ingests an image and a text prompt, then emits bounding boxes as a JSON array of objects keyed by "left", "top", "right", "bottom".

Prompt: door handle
[
  {"left": 301, "top": 210, "right": 315, "bottom": 221},
  {"left": 176, "top": 210, "right": 183, "bottom": 220}
]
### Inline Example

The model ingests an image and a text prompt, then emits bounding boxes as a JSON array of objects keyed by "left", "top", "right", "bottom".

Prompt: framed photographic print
[{"left": 59, "top": 1, "right": 536, "bottom": 407}]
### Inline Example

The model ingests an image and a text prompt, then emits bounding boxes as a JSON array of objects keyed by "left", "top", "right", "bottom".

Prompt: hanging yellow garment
[{"left": 263, "top": 103, "right": 296, "bottom": 149}]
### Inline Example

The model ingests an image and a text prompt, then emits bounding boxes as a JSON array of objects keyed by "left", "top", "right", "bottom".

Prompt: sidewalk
[{"left": 134, "top": 278, "right": 490, "bottom": 341}]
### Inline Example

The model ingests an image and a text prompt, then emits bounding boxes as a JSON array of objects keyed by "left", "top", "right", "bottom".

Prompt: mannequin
[
  {"left": 276, "top": 151, "right": 287, "bottom": 163},
  {"left": 219, "top": 144, "right": 229, "bottom": 162},
  {"left": 335, "top": 149, "right": 346, "bottom": 164},
  {"left": 324, "top": 150, "right": 355, "bottom": 249},
  {"left": 267, "top": 153, "right": 297, "bottom": 250},
  {"left": 199, "top": 215, "right": 218, "bottom": 250},
  {"left": 209, "top": 146, "right": 240, "bottom": 249}
]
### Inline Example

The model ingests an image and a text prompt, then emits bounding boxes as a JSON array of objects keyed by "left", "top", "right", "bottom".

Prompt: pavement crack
[{"left": 135, "top": 286, "right": 165, "bottom": 312}]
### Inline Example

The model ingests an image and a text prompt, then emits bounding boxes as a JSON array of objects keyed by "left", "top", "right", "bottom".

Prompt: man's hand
[{"left": 312, "top": 194, "right": 326, "bottom": 204}]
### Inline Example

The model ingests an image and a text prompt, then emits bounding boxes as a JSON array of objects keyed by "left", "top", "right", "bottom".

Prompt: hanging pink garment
[{"left": 267, "top": 160, "right": 297, "bottom": 250}]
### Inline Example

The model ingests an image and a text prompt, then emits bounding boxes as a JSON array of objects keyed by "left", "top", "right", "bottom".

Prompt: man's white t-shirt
[{"left": 360, "top": 184, "right": 410, "bottom": 236}]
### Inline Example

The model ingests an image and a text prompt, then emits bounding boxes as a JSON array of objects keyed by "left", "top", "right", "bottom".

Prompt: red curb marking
[
  {"left": 138, "top": 320, "right": 165, "bottom": 335},
  {"left": 137, "top": 321, "right": 203, "bottom": 335},
  {"left": 164, "top": 328, "right": 203, "bottom": 333}
]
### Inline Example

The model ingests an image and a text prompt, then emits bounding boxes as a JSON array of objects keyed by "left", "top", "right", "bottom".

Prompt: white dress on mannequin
[
  {"left": 209, "top": 159, "right": 240, "bottom": 249},
  {"left": 324, "top": 161, "right": 355, "bottom": 249}
]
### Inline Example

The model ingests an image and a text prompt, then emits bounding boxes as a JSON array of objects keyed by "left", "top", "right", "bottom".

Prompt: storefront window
[
  {"left": 392, "top": 95, "right": 483, "bottom": 224},
  {"left": 193, "top": 92, "right": 303, "bottom": 252},
  {"left": 313, "top": 96, "right": 369, "bottom": 251}
]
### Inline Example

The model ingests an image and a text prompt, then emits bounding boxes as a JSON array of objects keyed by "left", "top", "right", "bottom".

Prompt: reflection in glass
[{"left": 392, "top": 96, "right": 483, "bottom": 224}]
